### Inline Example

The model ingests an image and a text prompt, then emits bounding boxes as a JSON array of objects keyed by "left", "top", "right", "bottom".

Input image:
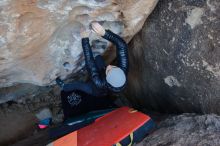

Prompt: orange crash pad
[{"left": 48, "top": 107, "right": 154, "bottom": 146}]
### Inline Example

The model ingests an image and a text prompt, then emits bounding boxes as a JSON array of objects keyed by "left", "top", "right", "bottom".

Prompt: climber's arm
[
  {"left": 81, "top": 38, "right": 107, "bottom": 89},
  {"left": 102, "top": 30, "right": 129, "bottom": 76},
  {"left": 91, "top": 22, "right": 129, "bottom": 76}
]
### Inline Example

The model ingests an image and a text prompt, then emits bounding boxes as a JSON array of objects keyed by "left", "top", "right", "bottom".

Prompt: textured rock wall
[
  {"left": 126, "top": 0, "right": 220, "bottom": 114},
  {"left": 0, "top": 0, "right": 158, "bottom": 87},
  {"left": 136, "top": 114, "right": 220, "bottom": 146}
]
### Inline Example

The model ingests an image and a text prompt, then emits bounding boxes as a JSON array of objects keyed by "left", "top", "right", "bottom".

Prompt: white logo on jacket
[{"left": 67, "top": 92, "right": 82, "bottom": 106}]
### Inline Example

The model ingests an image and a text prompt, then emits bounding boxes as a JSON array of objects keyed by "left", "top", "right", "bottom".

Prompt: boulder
[
  {"left": 136, "top": 114, "right": 220, "bottom": 146},
  {"left": 0, "top": 0, "right": 158, "bottom": 88},
  {"left": 126, "top": 0, "right": 220, "bottom": 114}
]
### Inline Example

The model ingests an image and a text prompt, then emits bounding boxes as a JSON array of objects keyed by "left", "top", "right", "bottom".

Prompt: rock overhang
[{"left": 0, "top": 0, "right": 158, "bottom": 87}]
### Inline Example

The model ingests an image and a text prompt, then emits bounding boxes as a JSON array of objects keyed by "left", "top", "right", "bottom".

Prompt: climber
[{"left": 56, "top": 22, "right": 128, "bottom": 120}]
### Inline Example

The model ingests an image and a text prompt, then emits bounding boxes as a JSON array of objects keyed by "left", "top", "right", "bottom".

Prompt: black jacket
[{"left": 82, "top": 30, "right": 129, "bottom": 93}]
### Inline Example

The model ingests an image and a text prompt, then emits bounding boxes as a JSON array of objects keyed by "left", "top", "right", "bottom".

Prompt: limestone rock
[
  {"left": 126, "top": 0, "right": 220, "bottom": 114},
  {"left": 136, "top": 114, "right": 220, "bottom": 146},
  {"left": 0, "top": 0, "right": 158, "bottom": 87}
]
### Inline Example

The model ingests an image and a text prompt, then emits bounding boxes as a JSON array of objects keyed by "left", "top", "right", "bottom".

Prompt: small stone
[{"left": 35, "top": 108, "right": 52, "bottom": 121}]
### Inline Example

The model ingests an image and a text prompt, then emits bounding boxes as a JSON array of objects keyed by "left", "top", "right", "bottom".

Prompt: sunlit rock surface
[{"left": 0, "top": 0, "right": 158, "bottom": 87}]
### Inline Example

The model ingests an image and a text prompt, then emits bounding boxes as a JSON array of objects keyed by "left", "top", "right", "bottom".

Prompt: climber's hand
[
  {"left": 91, "top": 22, "right": 105, "bottom": 36},
  {"left": 80, "top": 28, "right": 90, "bottom": 38}
]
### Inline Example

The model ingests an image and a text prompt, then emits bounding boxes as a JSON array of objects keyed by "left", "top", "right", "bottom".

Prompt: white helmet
[{"left": 106, "top": 67, "right": 126, "bottom": 88}]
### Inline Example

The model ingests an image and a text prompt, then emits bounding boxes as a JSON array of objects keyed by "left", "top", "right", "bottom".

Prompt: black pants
[{"left": 61, "top": 90, "right": 115, "bottom": 120}]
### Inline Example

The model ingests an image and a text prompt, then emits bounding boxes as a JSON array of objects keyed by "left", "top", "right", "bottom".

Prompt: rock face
[
  {"left": 126, "top": 0, "right": 220, "bottom": 114},
  {"left": 136, "top": 114, "right": 220, "bottom": 146},
  {"left": 0, "top": 0, "right": 158, "bottom": 87}
]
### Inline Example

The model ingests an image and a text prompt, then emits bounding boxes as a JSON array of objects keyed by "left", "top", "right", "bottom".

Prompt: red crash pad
[{"left": 49, "top": 107, "right": 152, "bottom": 146}]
